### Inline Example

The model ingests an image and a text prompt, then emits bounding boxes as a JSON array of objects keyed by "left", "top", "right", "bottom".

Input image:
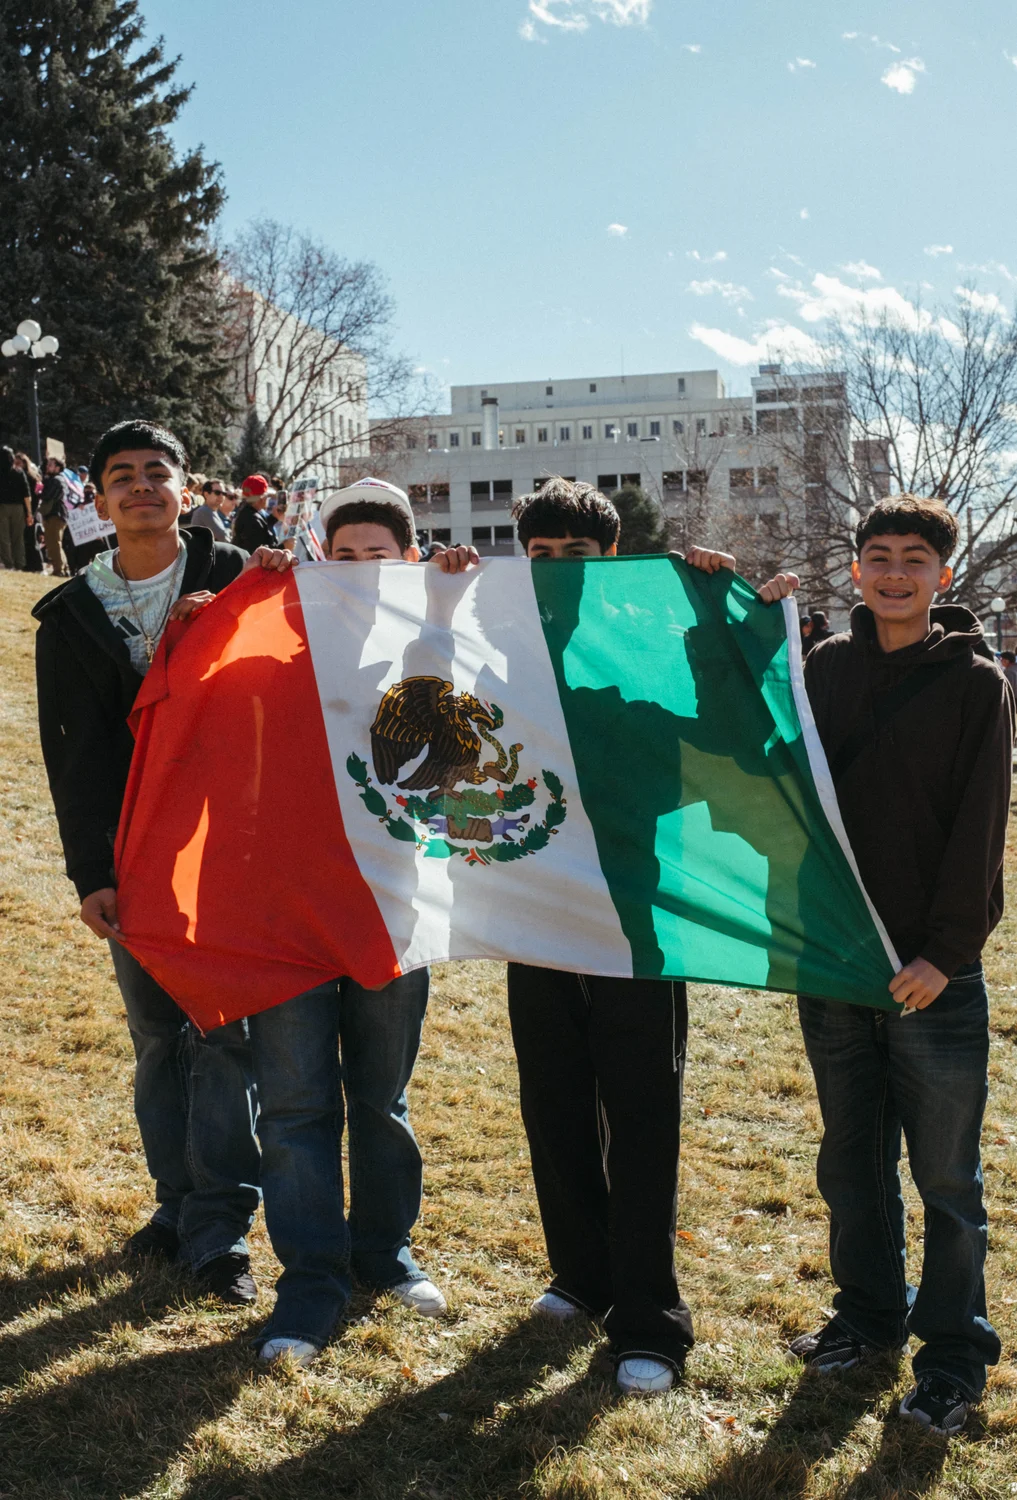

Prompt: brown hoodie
[{"left": 804, "top": 603, "right": 1014, "bottom": 979}]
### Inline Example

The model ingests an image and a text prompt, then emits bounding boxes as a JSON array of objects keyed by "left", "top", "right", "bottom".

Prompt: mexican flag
[{"left": 115, "top": 556, "right": 899, "bottom": 1031}]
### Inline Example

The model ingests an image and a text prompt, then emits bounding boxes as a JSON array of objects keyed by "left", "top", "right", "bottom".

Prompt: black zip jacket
[
  {"left": 33, "top": 527, "right": 246, "bottom": 900},
  {"left": 804, "top": 603, "right": 1014, "bottom": 978},
  {"left": 232, "top": 501, "right": 277, "bottom": 556}
]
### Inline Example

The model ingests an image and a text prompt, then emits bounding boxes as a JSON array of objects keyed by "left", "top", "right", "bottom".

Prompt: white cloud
[
  {"left": 687, "top": 279, "right": 752, "bottom": 304},
  {"left": 606, "top": 222, "right": 628, "bottom": 236},
  {"left": 956, "top": 286, "right": 1007, "bottom": 315},
  {"left": 1005, "top": 51, "right": 1017, "bottom": 68},
  {"left": 881, "top": 57, "right": 925, "bottom": 94},
  {"left": 787, "top": 57, "right": 816, "bottom": 71},
  {"left": 958, "top": 260, "right": 1016, "bottom": 283},
  {"left": 841, "top": 260, "right": 883, "bottom": 281},
  {"left": 687, "top": 249, "right": 727, "bottom": 263},
  {"left": 800, "top": 208, "right": 810, "bottom": 220},
  {"left": 777, "top": 272, "right": 929, "bottom": 330},
  {"left": 521, "top": 0, "right": 651, "bottom": 36},
  {"left": 767, "top": 267, "right": 791, "bottom": 280},
  {"left": 688, "top": 321, "right": 826, "bottom": 367},
  {"left": 924, "top": 243, "right": 953, "bottom": 257},
  {"left": 682, "top": 43, "right": 702, "bottom": 53},
  {"left": 841, "top": 31, "right": 858, "bottom": 40}
]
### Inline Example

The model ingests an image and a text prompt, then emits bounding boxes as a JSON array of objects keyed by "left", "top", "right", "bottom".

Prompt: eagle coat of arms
[{"left": 345, "top": 675, "right": 566, "bottom": 866}]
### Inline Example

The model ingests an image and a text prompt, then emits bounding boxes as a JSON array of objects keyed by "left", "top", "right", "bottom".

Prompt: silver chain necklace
[{"left": 113, "top": 545, "right": 184, "bottom": 664}]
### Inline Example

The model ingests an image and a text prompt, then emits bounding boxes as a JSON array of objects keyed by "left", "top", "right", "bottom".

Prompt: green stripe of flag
[{"left": 531, "top": 553, "right": 898, "bottom": 1009}]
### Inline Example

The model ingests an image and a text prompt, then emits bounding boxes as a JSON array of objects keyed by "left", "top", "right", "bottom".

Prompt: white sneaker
[
  {"left": 616, "top": 1356, "right": 675, "bottom": 1393},
  {"left": 258, "top": 1337, "right": 319, "bottom": 1368},
  {"left": 391, "top": 1277, "right": 447, "bottom": 1317},
  {"left": 530, "top": 1291, "right": 579, "bottom": 1321}
]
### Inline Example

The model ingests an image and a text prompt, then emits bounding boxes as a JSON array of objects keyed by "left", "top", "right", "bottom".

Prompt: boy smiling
[{"left": 790, "top": 496, "right": 1013, "bottom": 1436}]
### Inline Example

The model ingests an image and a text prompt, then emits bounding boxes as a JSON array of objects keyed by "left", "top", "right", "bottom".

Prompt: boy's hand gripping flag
[{"left": 115, "top": 556, "right": 899, "bottom": 1030}]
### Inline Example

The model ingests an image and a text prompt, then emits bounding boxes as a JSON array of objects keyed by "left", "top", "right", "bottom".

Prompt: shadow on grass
[
  {"left": 0, "top": 1254, "right": 190, "bottom": 1387},
  {"left": 689, "top": 1358, "right": 921, "bottom": 1500},
  {"left": 175, "top": 1317, "right": 611, "bottom": 1500},
  {"left": 0, "top": 1336, "right": 252, "bottom": 1500}
]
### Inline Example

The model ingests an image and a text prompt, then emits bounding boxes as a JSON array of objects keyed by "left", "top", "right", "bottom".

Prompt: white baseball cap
[{"left": 318, "top": 477, "right": 415, "bottom": 533}]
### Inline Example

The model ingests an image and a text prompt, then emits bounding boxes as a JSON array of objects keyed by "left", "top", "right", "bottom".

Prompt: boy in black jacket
[
  {"left": 34, "top": 419, "right": 291, "bottom": 1302},
  {"left": 789, "top": 496, "right": 1013, "bottom": 1436}
]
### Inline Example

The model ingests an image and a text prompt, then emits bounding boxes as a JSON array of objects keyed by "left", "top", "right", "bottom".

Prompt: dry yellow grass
[{"left": 1, "top": 567, "right": 1015, "bottom": 1499}]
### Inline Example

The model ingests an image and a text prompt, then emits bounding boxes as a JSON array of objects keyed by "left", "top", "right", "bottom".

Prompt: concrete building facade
[{"left": 369, "top": 364, "right": 847, "bottom": 558}]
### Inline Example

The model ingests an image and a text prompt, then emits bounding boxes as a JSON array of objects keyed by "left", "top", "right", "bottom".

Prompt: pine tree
[
  {"left": 231, "top": 407, "right": 281, "bottom": 484},
  {"left": 612, "top": 484, "right": 668, "bottom": 555},
  {"left": 0, "top": 2, "right": 235, "bottom": 467}
]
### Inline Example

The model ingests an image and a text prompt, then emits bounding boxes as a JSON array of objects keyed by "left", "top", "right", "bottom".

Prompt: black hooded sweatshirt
[
  {"left": 804, "top": 603, "right": 1014, "bottom": 980},
  {"left": 33, "top": 526, "right": 246, "bottom": 901}
]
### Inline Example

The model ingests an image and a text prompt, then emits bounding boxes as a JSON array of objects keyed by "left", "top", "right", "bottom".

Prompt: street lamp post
[
  {"left": 990, "top": 596, "right": 1006, "bottom": 652},
  {"left": 2, "top": 319, "right": 60, "bottom": 468}
]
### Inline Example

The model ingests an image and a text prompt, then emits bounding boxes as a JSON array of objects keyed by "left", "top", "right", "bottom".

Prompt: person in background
[
  {"left": 998, "top": 650, "right": 1017, "bottom": 697},
  {"left": 0, "top": 444, "right": 32, "bottom": 569},
  {"left": 269, "top": 491, "right": 289, "bottom": 544},
  {"left": 800, "top": 613, "right": 813, "bottom": 654},
  {"left": 15, "top": 452, "right": 44, "bottom": 572},
  {"left": 188, "top": 478, "right": 231, "bottom": 542},
  {"left": 808, "top": 610, "right": 834, "bottom": 649},
  {"left": 232, "top": 474, "right": 279, "bottom": 555},
  {"left": 40, "top": 455, "right": 69, "bottom": 576}
]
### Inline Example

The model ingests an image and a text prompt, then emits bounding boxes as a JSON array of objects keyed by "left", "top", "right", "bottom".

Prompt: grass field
[{"left": 1, "top": 567, "right": 1016, "bottom": 1500}]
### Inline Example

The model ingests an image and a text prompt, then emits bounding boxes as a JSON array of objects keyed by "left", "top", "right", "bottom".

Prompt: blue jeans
[
  {"left": 247, "top": 968, "right": 430, "bottom": 1348},
  {"left": 798, "top": 964, "right": 999, "bottom": 1399},
  {"left": 109, "top": 942, "right": 260, "bottom": 1270}
]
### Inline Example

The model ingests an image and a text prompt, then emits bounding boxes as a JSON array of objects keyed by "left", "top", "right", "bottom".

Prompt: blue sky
[{"left": 142, "top": 0, "right": 1017, "bottom": 402}]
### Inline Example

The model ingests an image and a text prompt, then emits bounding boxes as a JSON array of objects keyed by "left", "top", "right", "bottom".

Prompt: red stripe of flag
[{"left": 115, "top": 567, "right": 400, "bottom": 1030}]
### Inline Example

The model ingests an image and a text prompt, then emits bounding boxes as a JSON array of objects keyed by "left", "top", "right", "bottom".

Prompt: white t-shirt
[{"left": 85, "top": 547, "right": 186, "bottom": 676}]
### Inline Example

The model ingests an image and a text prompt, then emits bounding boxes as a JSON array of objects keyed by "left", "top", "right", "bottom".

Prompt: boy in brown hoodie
[{"left": 789, "top": 496, "right": 1013, "bottom": 1437}]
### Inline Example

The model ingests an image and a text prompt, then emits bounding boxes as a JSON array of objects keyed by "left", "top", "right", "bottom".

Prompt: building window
[
  {"left": 473, "top": 526, "right": 493, "bottom": 543},
  {"left": 696, "top": 418, "right": 707, "bottom": 436},
  {"left": 427, "top": 432, "right": 438, "bottom": 448},
  {"left": 546, "top": 385, "right": 553, "bottom": 395},
  {"left": 515, "top": 428, "right": 526, "bottom": 444},
  {"left": 408, "top": 484, "right": 428, "bottom": 504},
  {"left": 662, "top": 470, "right": 686, "bottom": 493},
  {"left": 598, "top": 474, "right": 619, "bottom": 491},
  {"left": 589, "top": 383, "right": 597, "bottom": 393},
  {"left": 605, "top": 423, "right": 616, "bottom": 440},
  {"left": 449, "top": 432, "right": 460, "bottom": 447},
  {"left": 480, "top": 389, "right": 488, "bottom": 398},
  {"left": 677, "top": 377, "right": 685, "bottom": 395},
  {"left": 559, "top": 426, "right": 570, "bottom": 442},
  {"left": 471, "top": 431, "right": 482, "bottom": 446},
  {"left": 433, "top": 528, "right": 451, "bottom": 543},
  {"left": 431, "top": 482, "right": 450, "bottom": 501},
  {"left": 582, "top": 425, "right": 593, "bottom": 440},
  {"left": 406, "top": 435, "right": 418, "bottom": 449},
  {"left": 742, "top": 415, "right": 753, "bottom": 435},
  {"left": 649, "top": 420, "right": 660, "bottom": 437},
  {"left": 622, "top": 473, "right": 640, "bottom": 487},
  {"left": 626, "top": 422, "right": 638, "bottom": 439},
  {"left": 673, "top": 419, "right": 684, "bottom": 436},
  {"left": 729, "top": 467, "right": 754, "bottom": 491},
  {"left": 494, "top": 525, "right": 514, "bottom": 542},
  {"left": 537, "top": 427, "right": 548, "bottom": 443},
  {"left": 758, "top": 466, "right": 779, "bottom": 492}
]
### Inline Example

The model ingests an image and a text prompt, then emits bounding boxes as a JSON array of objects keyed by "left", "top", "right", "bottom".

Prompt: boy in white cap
[{"left": 250, "top": 478, "right": 474, "bottom": 1367}]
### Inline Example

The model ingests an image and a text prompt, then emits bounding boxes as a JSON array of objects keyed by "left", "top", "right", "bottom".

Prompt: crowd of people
[
  {"left": 21, "top": 416, "right": 1015, "bottom": 1441},
  {"left": 0, "top": 443, "right": 300, "bottom": 577}
]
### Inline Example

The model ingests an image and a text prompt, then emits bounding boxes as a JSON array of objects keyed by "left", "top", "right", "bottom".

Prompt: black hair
[
  {"left": 0, "top": 445, "right": 14, "bottom": 473},
  {"left": 855, "top": 495, "right": 959, "bottom": 564},
  {"left": 1001, "top": 652, "right": 1016, "bottom": 663},
  {"left": 511, "top": 476, "right": 620, "bottom": 552},
  {"left": 326, "top": 499, "right": 415, "bottom": 554},
  {"left": 89, "top": 420, "right": 188, "bottom": 492}
]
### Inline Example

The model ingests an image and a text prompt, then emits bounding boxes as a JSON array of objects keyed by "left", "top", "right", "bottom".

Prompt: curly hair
[
  {"left": 511, "top": 476, "right": 620, "bottom": 552},
  {"left": 855, "top": 495, "right": 959, "bottom": 563}
]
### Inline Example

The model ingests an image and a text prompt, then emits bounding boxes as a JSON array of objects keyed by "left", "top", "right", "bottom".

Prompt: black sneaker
[
  {"left": 123, "top": 1220, "right": 180, "bottom": 1262},
  {"left": 789, "top": 1322, "right": 906, "bottom": 1373},
  {"left": 197, "top": 1253, "right": 257, "bottom": 1306},
  {"left": 900, "top": 1375, "right": 970, "bottom": 1436}
]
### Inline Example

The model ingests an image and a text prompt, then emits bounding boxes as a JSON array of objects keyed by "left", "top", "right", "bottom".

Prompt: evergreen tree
[
  {"left": 0, "top": 2, "right": 235, "bottom": 467},
  {"left": 612, "top": 484, "right": 668, "bottom": 555},
  {"left": 231, "top": 407, "right": 280, "bottom": 484}
]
